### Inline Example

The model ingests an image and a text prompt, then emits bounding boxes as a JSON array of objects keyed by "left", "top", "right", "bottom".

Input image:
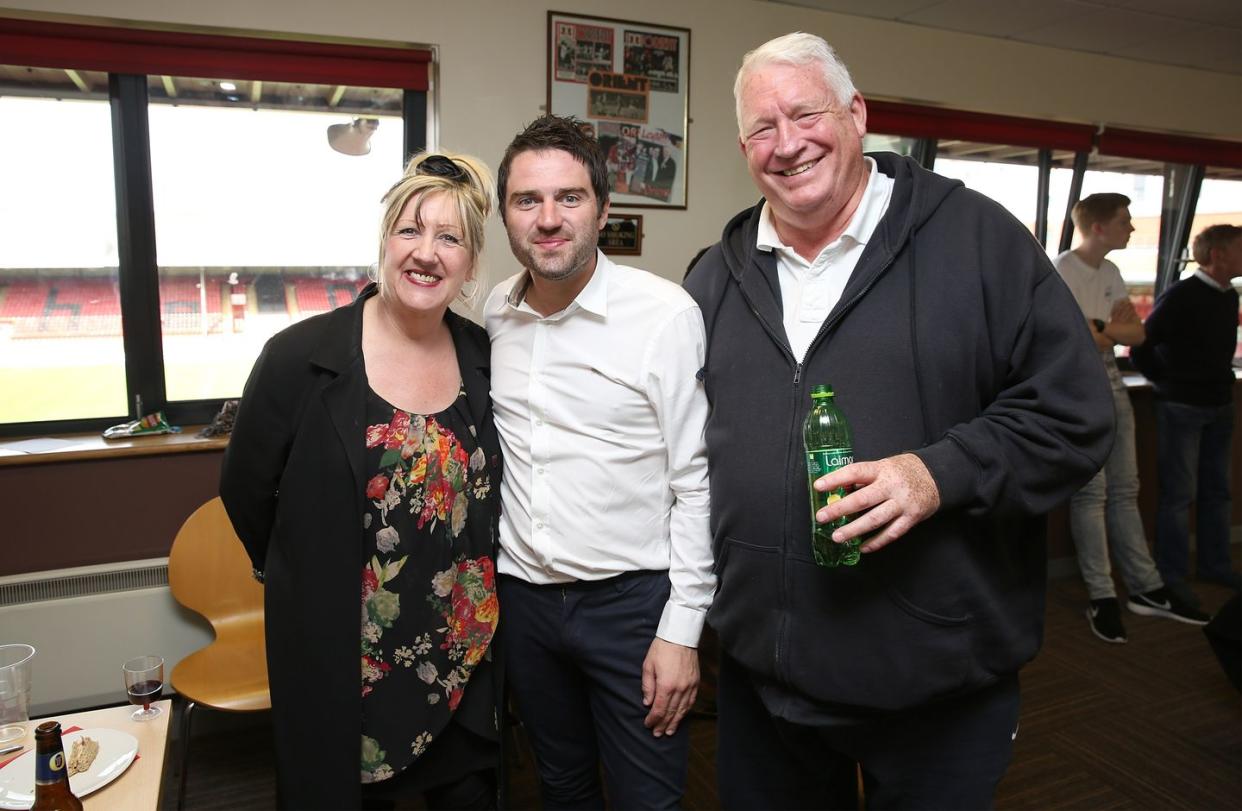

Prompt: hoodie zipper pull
[{"left": 793, "top": 362, "right": 802, "bottom": 386}]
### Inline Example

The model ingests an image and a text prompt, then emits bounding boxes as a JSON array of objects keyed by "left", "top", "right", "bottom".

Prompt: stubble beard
[{"left": 508, "top": 227, "right": 598, "bottom": 283}]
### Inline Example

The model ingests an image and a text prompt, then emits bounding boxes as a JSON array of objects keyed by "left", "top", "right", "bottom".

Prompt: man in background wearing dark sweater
[
  {"left": 1055, "top": 195, "right": 1207, "bottom": 642},
  {"left": 1133, "top": 224, "right": 1242, "bottom": 605}
]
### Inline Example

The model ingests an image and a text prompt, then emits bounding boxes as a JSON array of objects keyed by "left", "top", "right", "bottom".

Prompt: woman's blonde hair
[{"left": 376, "top": 150, "right": 495, "bottom": 302}]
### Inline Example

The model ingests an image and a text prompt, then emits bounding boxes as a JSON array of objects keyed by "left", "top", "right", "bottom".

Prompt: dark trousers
[
  {"left": 717, "top": 653, "right": 1019, "bottom": 811},
  {"left": 499, "top": 571, "right": 689, "bottom": 810}
]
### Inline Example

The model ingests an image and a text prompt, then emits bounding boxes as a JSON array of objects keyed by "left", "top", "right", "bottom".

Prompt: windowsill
[{"left": 0, "top": 426, "right": 227, "bottom": 467}]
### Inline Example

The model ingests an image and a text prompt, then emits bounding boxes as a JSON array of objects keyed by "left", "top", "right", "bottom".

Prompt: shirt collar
[
  {"left": 574, "top": 250, "right": 611, "bottom": 316},
  {"left": 1193, "top": 267, "right": 1229, "bottom": 292},
  {"left": 505, "top": 249, "right": 611, "bottom": 317},
  {"left": 755, "top": 156, "right": 884, "bottom": 255}
]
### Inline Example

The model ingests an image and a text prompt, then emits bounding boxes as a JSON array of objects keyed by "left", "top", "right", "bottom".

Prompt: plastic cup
[{"left": 0, "top": 644, "right": 35, "bottom": 744}]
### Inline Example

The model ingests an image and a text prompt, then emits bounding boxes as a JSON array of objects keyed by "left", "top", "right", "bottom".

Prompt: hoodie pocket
[
  {"left": 707, "top": 537, "right": 781, "bottom": 672},
  {"left": 783, "top": 557, "right": 974, "bottom": 710}
]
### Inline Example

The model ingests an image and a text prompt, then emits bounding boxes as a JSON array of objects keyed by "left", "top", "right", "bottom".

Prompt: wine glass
[{"left": 122, "top": 655, "right": 164, "bottom": 721}]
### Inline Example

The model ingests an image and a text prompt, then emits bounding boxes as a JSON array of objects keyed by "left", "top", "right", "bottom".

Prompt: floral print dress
[{"left": 359, "top": 385, "right": 498, "bottom": 784}]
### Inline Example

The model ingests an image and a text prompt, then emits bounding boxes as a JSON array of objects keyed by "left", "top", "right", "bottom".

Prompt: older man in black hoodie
[{"left": 684, "top": 32, "right": 1114, "bottom": 810}]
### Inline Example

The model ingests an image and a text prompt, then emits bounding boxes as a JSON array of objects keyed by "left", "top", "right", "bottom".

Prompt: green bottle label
[
  {"left": 807, "top": 446, "right": 860, "bottom": 567},
  {"left": 807, "top": 447, "right": 853, "bottom": 479}
]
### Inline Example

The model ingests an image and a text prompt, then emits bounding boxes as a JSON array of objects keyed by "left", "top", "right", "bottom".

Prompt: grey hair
[{"left": 734, "top": 32, "right": 857, "bottom": 135}]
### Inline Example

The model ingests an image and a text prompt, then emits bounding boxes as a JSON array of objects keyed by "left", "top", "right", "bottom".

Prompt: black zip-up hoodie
[{"left": 684, "top": 153, "right": 1114, "bottom": 714}]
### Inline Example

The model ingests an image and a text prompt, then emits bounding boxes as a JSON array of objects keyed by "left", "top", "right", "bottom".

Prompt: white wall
[
  {"left": 2, "top": 587, "right": 212, "bottom": 715},
  {"left": 2, "top": 0, "right": 1239, "bottom": 293}
]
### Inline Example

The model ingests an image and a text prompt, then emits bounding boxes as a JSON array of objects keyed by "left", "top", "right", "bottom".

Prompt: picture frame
[
  {"left": 548, "top": 11, "right": 690, "bottom": 210},
  {"left": 598, "top": 212, "right": 644, "bottom": 255}
]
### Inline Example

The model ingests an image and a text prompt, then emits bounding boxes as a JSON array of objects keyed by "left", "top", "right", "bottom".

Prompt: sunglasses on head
[{"left": 417, "top": 154, "right": 469, "bottom": 183}]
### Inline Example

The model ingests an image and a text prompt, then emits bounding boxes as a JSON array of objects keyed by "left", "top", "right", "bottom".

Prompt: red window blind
[
  {"left": 1097, "top": 127, "right": 1242, "bottom": 169},
  {"left": 0, "top": 17, "right": 430, "bottom": 89},
  {"left": 866, "top": 99, "right": 1095, "bottom": 153}
]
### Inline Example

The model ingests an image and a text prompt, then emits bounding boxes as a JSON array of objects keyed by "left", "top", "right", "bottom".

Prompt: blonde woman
[{"left": 221, "top": 151, "right": 501, "bottom": 809}]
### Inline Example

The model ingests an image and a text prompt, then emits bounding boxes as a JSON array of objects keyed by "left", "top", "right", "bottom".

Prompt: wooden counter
[{"left": 0, "top": 428, "right": 226, "bottom": 468}]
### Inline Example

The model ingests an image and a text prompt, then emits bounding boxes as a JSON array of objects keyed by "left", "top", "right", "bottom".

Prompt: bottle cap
[{"left": 810, "top": 384, "right": 834, "bottom": 398}]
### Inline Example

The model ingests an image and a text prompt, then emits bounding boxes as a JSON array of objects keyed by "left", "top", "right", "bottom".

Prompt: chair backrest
[
  {"left": 168, "top": 497, "right": 269, "bottom": 713},
  {"left": 168, "top": 497, "right": 263, "bottom": 626}
]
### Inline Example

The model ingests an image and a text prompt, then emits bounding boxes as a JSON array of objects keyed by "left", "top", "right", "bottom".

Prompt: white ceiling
[{"left": 767, "top": 0, "right": 1242, "bottom": 75}]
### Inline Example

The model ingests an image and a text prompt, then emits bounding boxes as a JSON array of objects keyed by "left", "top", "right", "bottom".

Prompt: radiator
[{"left": 0, "top": 559, "right": 214, "bottom": 715}]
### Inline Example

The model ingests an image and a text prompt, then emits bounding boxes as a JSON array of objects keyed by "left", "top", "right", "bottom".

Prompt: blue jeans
[
  {"left": 1154, "top": 399, "right": 1236, "bottom": 584},
  {"left": 1069, "top": 356, "right": 1164, "bottom": 600}
]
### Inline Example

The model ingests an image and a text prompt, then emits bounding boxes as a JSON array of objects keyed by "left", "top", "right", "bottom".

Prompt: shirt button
[
  {"left": 537, "top": 467, "right": 545, "bottom": 475},
  {"left": 535, "top": 419, "right": 544, "bottom": 426},
  {"left": 536, "top": 522, "right": 544, "bottom": 530}
]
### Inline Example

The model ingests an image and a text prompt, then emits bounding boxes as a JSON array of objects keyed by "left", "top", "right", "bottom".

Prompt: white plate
[{"left": 0, "top": 728, "right": 139, "bottom": 809}]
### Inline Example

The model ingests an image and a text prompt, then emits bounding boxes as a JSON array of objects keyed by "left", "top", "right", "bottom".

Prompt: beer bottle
[
  {"left": 32, "top": 721, "right": 84, "bottom": 811},
  {"left": 803, "top": 384, "right": 859, "bottom": 567}
]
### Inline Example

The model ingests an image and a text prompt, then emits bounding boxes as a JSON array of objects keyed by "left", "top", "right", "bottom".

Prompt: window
[
  {"left": 1066, "top": 165, "right": 1164, "bottom": 286},
  {"left": 864, "top": 100, "right": 1096, "bottom": 248},
  {"left": 0, "top": 67, "right": 125, "bottom": 424},
  {"left": 932, "top": 143, "right": 1074, "bottom": 237},
  {"left": 862, "top": 133, "right": 918, "bottom": 157},
  {"left": 0, "top": 17, "right": 431, "bottom": 435},
  {"left": 146, "top": 76, "right": 403, "bottom": 401},
  {"left": 1189, "top": 175, "right": 1242, "bottom": 253}
]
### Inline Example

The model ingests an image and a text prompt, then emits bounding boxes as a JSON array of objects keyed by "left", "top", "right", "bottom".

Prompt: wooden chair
[{"left": 168, "top": 497, "right": 270, "bottom": 810}]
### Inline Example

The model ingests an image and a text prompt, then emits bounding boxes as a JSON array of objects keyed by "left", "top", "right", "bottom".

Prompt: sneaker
[
  {"left": 1164, "top": 579, "right": 1202, "bottom": 610},
  {"left": 1128, "top": 587, "right": 1210, "bottom": 625},
  {"left": 1087, "top": 598, "right": 1128, "bottom": 643}
]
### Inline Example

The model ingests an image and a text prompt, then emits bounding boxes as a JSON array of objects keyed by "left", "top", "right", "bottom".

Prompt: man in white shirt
[
  {"left": 1055, "top": 193, "right": 1207, "bottom": 644},
  {"left": 485, "top": 115, "right": 713, "bottom": 810}
]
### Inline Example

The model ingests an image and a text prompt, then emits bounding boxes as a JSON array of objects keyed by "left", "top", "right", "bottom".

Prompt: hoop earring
[{"left": 459, "top": 278, "right": 479, "bottom": 299}]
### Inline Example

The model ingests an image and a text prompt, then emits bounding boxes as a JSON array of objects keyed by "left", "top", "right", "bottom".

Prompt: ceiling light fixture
[{"left": 327, "top": 117, "right": 380, "bottom": 156}]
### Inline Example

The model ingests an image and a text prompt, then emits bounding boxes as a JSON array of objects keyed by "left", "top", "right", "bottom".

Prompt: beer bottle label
[{"left": 36, "top": 750, "right": 66, "bottom": 785}]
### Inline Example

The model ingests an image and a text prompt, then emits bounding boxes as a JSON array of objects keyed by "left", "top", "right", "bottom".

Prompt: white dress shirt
[
  {"left": 483, "top": 251, "right": 715, "bottom": 647},
  {"left": 757, "top": 156, "right": 894, "bottom": 363}
]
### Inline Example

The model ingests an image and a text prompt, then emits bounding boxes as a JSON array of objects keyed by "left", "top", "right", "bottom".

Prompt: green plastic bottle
[{"left": 803, "top": 384, "right": 859, "bottom": 567}]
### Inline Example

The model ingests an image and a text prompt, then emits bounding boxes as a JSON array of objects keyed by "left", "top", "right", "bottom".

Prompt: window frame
[
  {"left": 866, "top": 98, "right": 1241, "bottom": 285},
  {"left": 0, "top": 17, "right": 432, "bottom": 437}
]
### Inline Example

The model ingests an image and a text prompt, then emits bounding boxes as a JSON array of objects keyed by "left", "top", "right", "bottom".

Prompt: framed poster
[
  {"left": 548, "top": 11, "right": 689, "bottom": 210},
  {"left": 599, "top": 213, "right": 643, "bottom": 255}
]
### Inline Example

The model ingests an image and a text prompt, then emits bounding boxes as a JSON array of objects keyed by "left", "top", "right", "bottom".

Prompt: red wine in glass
[
  {"left": 122, "top": 656, "right": 164, "bottom": 721},
  {"left": 127, "top": 679, "right": 163, "bottom": 710}
]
